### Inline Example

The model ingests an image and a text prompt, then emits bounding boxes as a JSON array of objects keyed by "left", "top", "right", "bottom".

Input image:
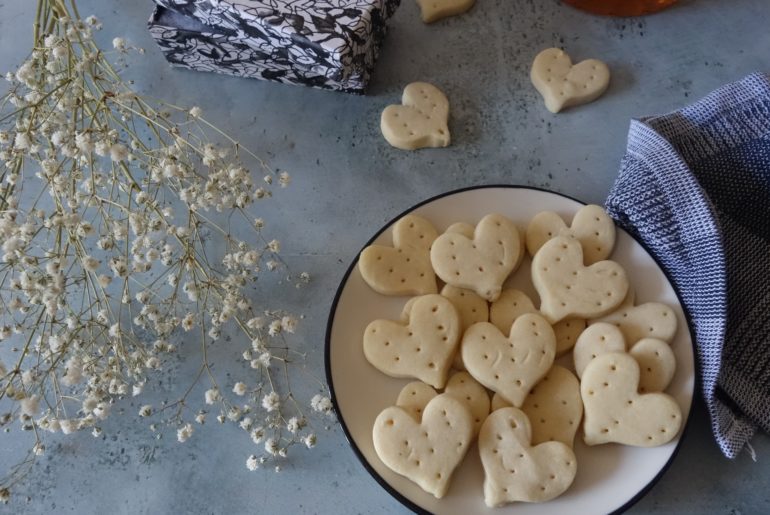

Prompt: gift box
[{"left": 148, "top": 0, "right": 400, "bottom": 93}]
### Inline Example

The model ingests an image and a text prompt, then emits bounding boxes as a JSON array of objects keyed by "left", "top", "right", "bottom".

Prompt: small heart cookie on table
[
  {"left": 381, "top": 82, "right": 450, "bottom": 150},
  {"left": 373, "top": 393, "right": 474, "bottom": 498},
  {"left": 531, "top": 48, "right": 610, "bottom": 113},
  {"left": 479, "top": 407, "right": 578, "bottom": 507},
  {"left": 526, "top": 204, "right": 616, "bottom": 264},
  {"left": 416, "top": 0, "right": 476, "bottom": 23},
  {"left": 431, "top": 213, "right": 523, "bottom": 302},
  {"left": 581, "top": 352, "right": 682, "bottom": 447},
  {"left": 363, "top": 294, "right": 461, "bottom": 388},
  {"left": 532, "top": 235, "right": 628, "bottom": 323},
  {"left": 359, "top": 214, "right": 439, "bottom": 296},
  {"left": 461, "top": 314, "right": 556, "bottom": 407}
]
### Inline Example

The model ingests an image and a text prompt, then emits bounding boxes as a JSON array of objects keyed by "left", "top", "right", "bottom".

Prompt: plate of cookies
[{"left": 325, "top": 185, "right": 694, "bottom": 514}]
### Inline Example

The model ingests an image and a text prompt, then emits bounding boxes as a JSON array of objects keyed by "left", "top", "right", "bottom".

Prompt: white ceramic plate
[{"left": 325, "top": 186, "right": 694, "bottom": 514}]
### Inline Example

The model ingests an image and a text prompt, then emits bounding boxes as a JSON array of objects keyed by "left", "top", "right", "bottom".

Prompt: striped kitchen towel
[{"left": 605, "top": 72, "right": 770, "bottom": 459}]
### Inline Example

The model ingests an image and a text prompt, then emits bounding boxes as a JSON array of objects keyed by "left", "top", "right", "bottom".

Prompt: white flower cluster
[{"left": 0, "top": 6, "right": 323, "bottom": 502}]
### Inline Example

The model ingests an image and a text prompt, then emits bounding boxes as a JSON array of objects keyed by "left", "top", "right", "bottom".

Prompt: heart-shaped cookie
[
  {"left": 530, "top": 48, "right": 610, "bottom": 113},
  {"left": 573, "top": 322, "right": 626, "bottom": 379},
  {"left": 441, "top": 284, "right": 489, "bottom": 370},
  {"left": 381, "top": 82, "right": 450, "bottom": 150},
  {"left": 590, "top": 287, "right": 678, "bottom": 344},
  {"left": 416, "top": 0, "right": 476, "bottom": 23},
  {"left": 445, "top": 371, "right": 490, "bottom": 435},
  {"left": 363, "top": 294, "right": 461, "bottom": 388},
  {"left": 479, "top": 407, "right": 578, "bottom": 507},
  {"left": 581, "top": 353, "right": 682, "bottom": 447},
  {"left": 526, "top": 204, "right": 616, "bottom": 265},
  {"left": 431, "top": 214, "right": 523, "bottom": 302},
  {"left": 629, "top": 338, "right": 676, "bottom": 393},
  {"left": 532, "top": 236, "right": 628, "bottom": 323},
  {"left": 373, "top": 393, "right": 474, "bottom": 498},
  {"left": 489, "top": 288, "right": 584, "bottom": 356},
  {"left": 521, "top": 365, "right": 583, "bottom": 447},
  {"left": 461, "top": 314, "right": 556, "bottom": 407},
  {"left": 396, "top": 381, "right": 439, "bottom": 421},
  {"left": 359, "top": 214, "right": 438, "bottom": 296}
]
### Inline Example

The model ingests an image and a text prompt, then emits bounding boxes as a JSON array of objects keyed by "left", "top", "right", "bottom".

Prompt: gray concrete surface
[{"left": 1, "top": 0, "right": 769, "bottom": 513}]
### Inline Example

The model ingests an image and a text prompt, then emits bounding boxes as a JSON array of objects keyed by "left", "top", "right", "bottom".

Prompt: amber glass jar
[{"left": 563, "top": 0, "right": 677, "bottom": 16}]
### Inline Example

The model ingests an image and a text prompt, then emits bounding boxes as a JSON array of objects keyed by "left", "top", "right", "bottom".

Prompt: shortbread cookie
[
  {"left": 629, "top": 338, "right": 676, "bottom": 393},
  {"left": 416, "top": 0, "right": 476, "bottom": 23},
  {"left": 532, "top": 236, "right": 628, "bottom": 323},
  {"left": 431, "top": 214, "right": 523, "bottom": 302},
  {"left": 445, "top": 371, "right": 491, "bottom": 435},
  {"left": 441, "top": 284, "right": 488, "bottom": 370},
  {"left": 489, "top": 289, "right": 537, "bottom": 333},
  {"left": 363, "top": 294, "right": 460, "bottom": 388},
  {"left": 521, "top": 365, "right": 583, "bottom": 447},
  {"left": 553, "top": 317, "right": 586, "bottom": 356},
  {"left": 530, "top": 48, "right": 610, "bottom": 113},
  {"left": 373, "top": 394, "right": 474, "bottom": 498},
  {"left": 462, "top": 314, "right": 556, "bottom": 407},
  {"left": 573, "top": 322, "right": 626, "bottom": 378},
  {"left": 581, "top": 353, "right": 682, "bottom": 447},
  {"left": 526, "top": 204, "right": 616, "bottom": 264},
  {"left": 359, "top": 214, "right": 438, "bottom": 296},
  {"left": 396, "top": 381, "right": 438, "bottom": 421},
  {"left": 490, "top": 392, "right": 511, "bottom": 412},
  {"left": 590, "top": 288, "right": 678, "bottom": 344},
  {"left": 381, "top": 82, "right": 450, "bottom": 150},
  {"left": 479, "top": 407, "right": 578, "bottom": 507},
  {"left": 489, "top": 289, "right": 584, "bottom": 356}
]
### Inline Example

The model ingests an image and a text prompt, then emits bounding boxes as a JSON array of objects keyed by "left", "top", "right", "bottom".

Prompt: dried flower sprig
[{"left": 0, "top": 0, "right": 331, "bottom": 502}]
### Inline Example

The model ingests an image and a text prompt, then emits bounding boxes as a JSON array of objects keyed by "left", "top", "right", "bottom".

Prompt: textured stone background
[{"left": 1, "top": 0, "right": 769, "bottom": 513}]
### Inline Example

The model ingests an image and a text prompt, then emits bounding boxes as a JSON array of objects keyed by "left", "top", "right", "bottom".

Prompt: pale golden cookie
[
  {"left": 396, "top": 381, "right": 438, "bottom": 421},
  {"left": 490, "top": 392, "right": 511, "bottom": 412},
  {"left": 590, "top": 287, "right": 678, "bottom": 344},
  {"left": 363, "top": 294, "right": 460, "bottom": 388},
  {"left": 431, "top": 214, "right": 523, "bottom": 302},
  {"left": 359, "top": 214, "right": 438, "bottom": 296},
  {"left": 461, "top": 314, "right": 556, "bottom": 407},
  {"left": 381, "top": 82, "right": 450, "bottom": 150},
  {"left": 629, "top": 338, "right": 676, "bottom": 393},
  {"left": 373, "top": 394, "right": 473, "bottom": 498},
  {"left": 581, "top": 353, "right": 682, "bottom": 447},
  {"left": 573, "top": 322, "right": 626, "bottom": 379},
  {"left": 526, "top": 204, "right": 616, "bottom": 265},
  {"left": 416, "top": 0, "right": 476, "bottom": 23},
  {"left": 441, "top": 284, "right": 488, "bottom": 370},
  {"left": 530, "top": 48, "right": 610, "bottom": 113},
  {"left": 445, "top": 371, "right": 491, "bottom": 436},
  {"left": 479, "top": 407, "right": 578, "bottom": 507},
  {"left": 489, "top": 288, "right": 584, "bottom": 356},
  {"left": 521, "top": 365, "right": 583, "bottom": 447},
  {"left": 532, "top": 236, "right": 628, "bottom": 323}
]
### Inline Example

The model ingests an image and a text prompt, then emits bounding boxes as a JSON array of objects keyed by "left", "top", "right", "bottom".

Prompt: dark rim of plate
[{"left": 323, "top": 184, "right": 698, "bottom": 515}]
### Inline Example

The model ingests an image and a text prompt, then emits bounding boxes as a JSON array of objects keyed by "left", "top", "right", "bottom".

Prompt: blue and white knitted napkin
[{"left": 606, "top": 72, "right": 770, "bottom": 459}]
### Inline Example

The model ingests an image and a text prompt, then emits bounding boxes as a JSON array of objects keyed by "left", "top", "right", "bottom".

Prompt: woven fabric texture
[{"left": 606, "top": 72, "right": 770, "bottom": 458}]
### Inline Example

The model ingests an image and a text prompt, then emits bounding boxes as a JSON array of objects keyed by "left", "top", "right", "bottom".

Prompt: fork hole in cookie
[{"left": 386, "top": 419, "right": 394, "bottom": 426}]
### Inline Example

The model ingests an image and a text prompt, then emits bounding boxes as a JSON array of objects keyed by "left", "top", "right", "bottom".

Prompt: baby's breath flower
[
  {"left": 261, "top": 392, "right": 280, "bottom": 412},
  {"left": 246, "top": 454, "right": 259, "bottom": 471},
  {"left": 138, "top": 405, "right": 152, "bottom": 417},
  {"left": 189, "top": 106, "right": 203, "bottom": 118},
  {"left": 232, "top": 382, "right": 247, "bottom": 396},
  {"left": 204, "top": 388, "right": 221, "bottom": 405},
  {"left": 303, "top": 434, "right": 317, "bottom": 449},
  {"left": 109, "top": 143, "right": 128, "bottom": 162},
  {"left": 311, "top": 395, "right": 333, "bottom": 415},
  {"left": 112, "top": 37, "right": 126, "bottom": 51},
  {"left": 264, "top": 437, "right": 279, "bottom": 456},
  {"left": 176, "top": 423, "right": 193, "bottom": 443}
]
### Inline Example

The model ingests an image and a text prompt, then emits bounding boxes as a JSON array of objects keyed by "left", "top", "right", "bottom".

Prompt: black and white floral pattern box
[{"left": 148, "top": 0, "right": 401, "bottom": 93}]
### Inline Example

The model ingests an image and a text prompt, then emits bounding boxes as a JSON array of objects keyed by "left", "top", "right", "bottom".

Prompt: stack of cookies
[{"left": 358, "top": 206, "right": 682, "bottom": 508}]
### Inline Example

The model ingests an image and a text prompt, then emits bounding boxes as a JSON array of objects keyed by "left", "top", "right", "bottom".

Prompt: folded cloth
[{"left": 606, "top": 72, "right": 770, "bottom": 459}]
